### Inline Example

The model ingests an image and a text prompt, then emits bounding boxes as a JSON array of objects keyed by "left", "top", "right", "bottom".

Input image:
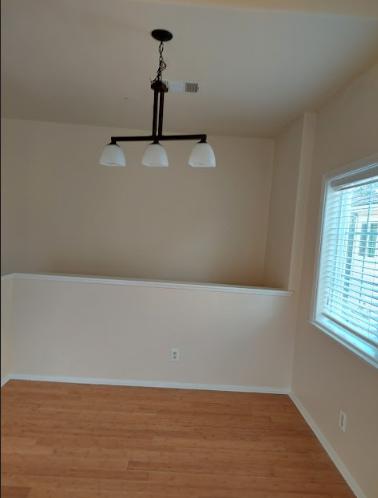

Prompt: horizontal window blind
[{"left": 315, "top": 164, "right": 378, "bottom": 367}]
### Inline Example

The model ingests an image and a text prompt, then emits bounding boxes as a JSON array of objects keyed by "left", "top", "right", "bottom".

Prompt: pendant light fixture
[{"left": 100, "top": 29, "right": 216, "bottom": 168}]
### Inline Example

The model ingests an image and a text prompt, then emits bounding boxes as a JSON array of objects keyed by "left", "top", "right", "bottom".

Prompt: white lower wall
[{"left": 3, "top": 273, "right": 294, "bottom": 390}]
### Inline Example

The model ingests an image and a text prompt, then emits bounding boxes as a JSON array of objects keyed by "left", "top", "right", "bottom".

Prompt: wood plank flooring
[{"left": 1, "top": 381, "right": 354, "bottom": 498}]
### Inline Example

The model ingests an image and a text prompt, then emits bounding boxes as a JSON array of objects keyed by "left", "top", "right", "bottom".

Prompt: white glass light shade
[
  {"left": 142, "top": 143, "right": 169, "bottom": 167},
  {"left": 99, "top": 143, "right": 126, "bottom": 167},
  {"left": 188, "top": 142, "right": 216, "bottom": 167}
]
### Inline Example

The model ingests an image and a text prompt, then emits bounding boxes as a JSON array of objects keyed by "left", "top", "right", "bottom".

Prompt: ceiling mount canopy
[
  {"left": 151, "top": 29, "right": 173, "bottom": 43},
  {"left": 100, "top": 30, "right": 216, "bottom": 168}
]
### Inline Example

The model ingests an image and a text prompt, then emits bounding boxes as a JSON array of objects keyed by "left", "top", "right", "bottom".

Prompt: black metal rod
[
  {"left": 112, "top": 136, "right": 155, "bottom": 142},
  {"left": 111, "top": 134, "right": 207, "bottom": 142},
  {"left": 158, "top": 90, "right": 165, "bottom": 137},
  {"left": 157, "top": 134, "right": 207, "bottom": 141},
  {"left": 152, "top": 88, "right": 159, "bottom": 139}
]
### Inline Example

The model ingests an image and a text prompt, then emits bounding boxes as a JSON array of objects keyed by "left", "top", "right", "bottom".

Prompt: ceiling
[
  {"left": 149, "top": 0, "right": 378, "bottom": 17},
  {"left": 2, "top": 0, "right": 378, "bottom": 137}
]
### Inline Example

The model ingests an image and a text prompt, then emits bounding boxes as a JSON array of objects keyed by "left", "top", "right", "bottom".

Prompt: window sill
[{"left": 311, "top": 316, "right": 378, "bottom": 369}]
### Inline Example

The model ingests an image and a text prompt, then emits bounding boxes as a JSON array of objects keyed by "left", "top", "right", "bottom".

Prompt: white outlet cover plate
[
  {"left": 339, "top": 410, "right": 347, "bottom": 432},
  {"left": 170, "top": 348, "right": 180, "bottom": 361}
]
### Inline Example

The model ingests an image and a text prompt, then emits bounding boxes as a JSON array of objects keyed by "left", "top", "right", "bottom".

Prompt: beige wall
[
  {"left": 290, "top": 63, "right": 378, "bottom": 498},
  {"left": 264, "top": 113, "right": 316, "bottom": 291},
  {"left": 1, "top": 119, "right": 274, "bottom": 286},
  {"left": 6, "top": 274, "right": 294, "bottom": 389},
  {"left": 264, "top": 117, "right": 303, "bottom": 289}
]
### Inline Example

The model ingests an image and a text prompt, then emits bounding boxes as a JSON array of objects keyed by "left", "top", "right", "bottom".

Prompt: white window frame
[{"left": 311, "top": 154, "right": 378, "bottom": 369}]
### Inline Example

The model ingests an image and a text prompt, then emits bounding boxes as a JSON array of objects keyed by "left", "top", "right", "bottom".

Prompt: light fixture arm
[
  {"left": 157, "top": 88, "right": 165, "bottom": 137},
  {"left": 152, "top": 87, "right": 159, "bottom": 139},
  {"left": 111, "top": 134, "right": 207, "bottom": 142}
]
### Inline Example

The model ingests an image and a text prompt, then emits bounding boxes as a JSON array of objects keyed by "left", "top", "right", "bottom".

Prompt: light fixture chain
[{"left": 155, "top": 41, "right": 167, "bottom": 82}]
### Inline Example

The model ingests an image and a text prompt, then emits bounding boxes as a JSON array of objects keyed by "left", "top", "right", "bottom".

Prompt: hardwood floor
[{"left": 1, "top": 381, "right": 354, "bottom": 498}]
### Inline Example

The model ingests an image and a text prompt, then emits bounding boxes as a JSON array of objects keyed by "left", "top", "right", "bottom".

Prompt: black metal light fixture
[{"left": 99, "top": 29, "right": 216, "bottom": 168}]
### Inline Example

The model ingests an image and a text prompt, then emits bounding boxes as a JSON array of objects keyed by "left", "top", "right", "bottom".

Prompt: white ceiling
[
  {"left": 2, "top": 0, "right": 378, "bottom": 137},
  {"left": 150, "top": 0, "right": 378, "bottom": 17}
]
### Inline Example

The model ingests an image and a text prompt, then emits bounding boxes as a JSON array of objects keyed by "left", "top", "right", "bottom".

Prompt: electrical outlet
[
  {"left": 339, "top": 410, "right": 347, "bottom": 432},
  {"left": 170, "top": 348, "right": 180, "bottom": 361}
]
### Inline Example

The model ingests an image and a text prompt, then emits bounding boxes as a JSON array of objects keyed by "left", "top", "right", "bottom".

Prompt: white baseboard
[
  {"left": 5, "top": 373, "right": 289, "bottom": 394},
  {"left": 1, "top": 375, "right": 11, "bottom": 387},
  {"left": 290, "top": 393, "right": 365, "bottom": 498}
]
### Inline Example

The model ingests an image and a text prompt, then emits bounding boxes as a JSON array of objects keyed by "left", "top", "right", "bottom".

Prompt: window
[{"left": 313, "top": 161, "right": 378, "bottom": 368}]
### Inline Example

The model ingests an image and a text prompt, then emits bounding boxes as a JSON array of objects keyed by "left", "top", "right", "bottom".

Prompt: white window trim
[{"left": 311, "top": 153, "right": 378, "bottom": 369}]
